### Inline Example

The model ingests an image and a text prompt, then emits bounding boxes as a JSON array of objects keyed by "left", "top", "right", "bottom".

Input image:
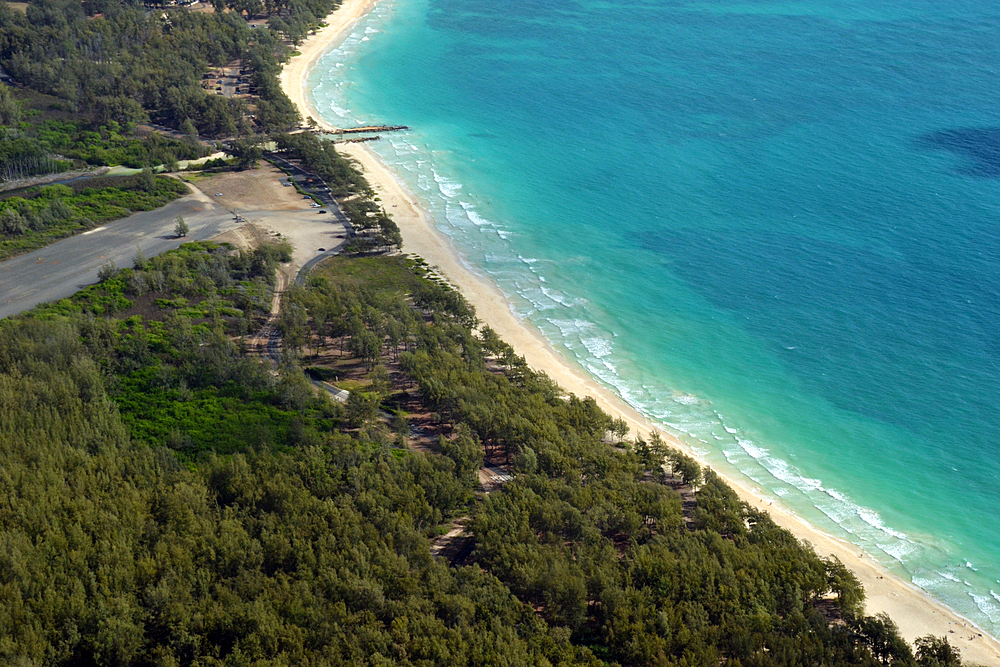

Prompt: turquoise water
[{"left": 308, "top": 0, "right": 1000, "bottom": 635}]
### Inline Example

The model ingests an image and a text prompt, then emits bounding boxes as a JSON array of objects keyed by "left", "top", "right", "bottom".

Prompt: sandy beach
[{"left": 279, "top": 3, "right": 1000, "bottom": 662}]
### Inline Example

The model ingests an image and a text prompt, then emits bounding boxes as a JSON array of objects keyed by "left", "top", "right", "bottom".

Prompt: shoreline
[
  {"left": 277, "top": 0, "right": 378, "bottom": 127},
  {"left": 278, "top": 3, "right": 1000, "bottom": 662}
]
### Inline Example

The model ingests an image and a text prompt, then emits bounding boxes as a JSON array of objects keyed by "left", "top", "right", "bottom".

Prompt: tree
[
  {"left": 609, "top": 417, "right": 629, "bottom": 443},
  {"left": 915, "top": 636, "right": 961, "bottom": 666},
  {"left": 855, "top": 613, "right": 912, "bottom": 664},
  {"left": 228, "top": 137, "right": 263, "bottom": 169},
  {"left": 181, "top": 118, "right": 199, "bottom": 140},
  {"left": 0, "top": 85, "right": 22, "bottom": 126},
  {"left": 824, "top": 556, "right": 865, "bottom": 617},
  {"left": 345, "top": 390, "right": 379, "bottom": 428},
  {"left": 97, "top": 261, "right": 118, "bottom": 283},
  {"left": 174, "top": 216, "right": 189, "bottom": 238},
  {"left": 138, "top": 167, "right": 156, "bottom": 192}
]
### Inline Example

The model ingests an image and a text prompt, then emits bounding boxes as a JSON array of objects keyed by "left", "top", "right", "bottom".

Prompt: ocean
[{"left": 306, "top": 0, "right": 1000, "bottom": 636}]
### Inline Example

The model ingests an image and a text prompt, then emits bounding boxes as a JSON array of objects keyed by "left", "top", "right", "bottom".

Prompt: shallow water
[{"left": 308, "top": 0, "right": 1000, "bottom": 633}]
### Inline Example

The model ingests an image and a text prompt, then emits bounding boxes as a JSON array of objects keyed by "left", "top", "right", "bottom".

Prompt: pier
[
  {"left": 336, "top": 125, "right": 409, "bottom": 134},
  {"left": 316, "top": 124, "right": 409, "bottom": 139}
]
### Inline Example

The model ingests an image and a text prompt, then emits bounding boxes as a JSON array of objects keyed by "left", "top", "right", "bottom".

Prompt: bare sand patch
[
  {"left": 210, "top": 222, "right": 274, "bottom": 252},
  {"left": 188, "top": 167, "right": 347, "bottom": 278},
  {"left": 192, "top": 164, "right": 304, "bottom": 212}
]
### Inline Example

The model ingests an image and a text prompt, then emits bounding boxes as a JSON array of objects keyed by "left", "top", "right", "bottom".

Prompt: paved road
[{"left": 0, "top": 193, "right": 237, "bottom": 319}]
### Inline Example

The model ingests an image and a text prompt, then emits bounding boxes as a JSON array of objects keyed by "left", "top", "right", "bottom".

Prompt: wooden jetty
[
  {"left": 320, "top": 125, "right": 409, "bottom": 136},
  {"left": 331, "top": 136, "right": 381, "bottom": 144},
  {"left": 339, "top": 125, "right": 408, "bottom": 134}
]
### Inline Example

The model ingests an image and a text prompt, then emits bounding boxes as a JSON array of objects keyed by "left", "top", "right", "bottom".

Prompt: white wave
[
  {"left": 581, "top": 336, "right": 613, "bottom": 358},
  {"left": 326, "top": 102, "right": 352, "bottom": 118},
  {"left": 546, "top": 318, "right": 594, "bottom": 337},
  {"left": 483, "top": 253, "right": 520, "bottom": 264},
  {"left": 971, "top": 594, "right": 1000, "bottom": 623},
  {"left": 518, "top": 292, "right": 556, "bottom": 312},
  {"left": 735, "top": 437, "right": 769, "bottom": 460},
  {"left": 856, "top": 508, "right": 908, "bottom": 540},
  {"left": 826, "top": 488, "right": 848, "bottom": 503},
  {"left": 879, "top": 540, "right": 916, "bottom": 562},
  {"left": 467, "top": 210, "right": 492, "bottom": 226},
  {"left": 540, "top": 286, "right": 574, "bottom": 306},
  {"left": 433, "top": 171, "right": 462, "bottom": 198}
]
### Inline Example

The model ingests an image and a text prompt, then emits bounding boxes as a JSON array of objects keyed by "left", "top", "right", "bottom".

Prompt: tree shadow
[{"left": 916, "top": 128, "right": 1000, "bottom": 177}]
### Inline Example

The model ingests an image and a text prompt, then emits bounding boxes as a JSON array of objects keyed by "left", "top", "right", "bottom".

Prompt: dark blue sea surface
[{"left": 309, "top": 0, "right": 1000, "bottom": 632}]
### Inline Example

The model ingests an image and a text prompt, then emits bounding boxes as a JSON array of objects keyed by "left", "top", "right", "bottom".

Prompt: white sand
[
  {"left": 280, "top": 3, "right": 1000, "bottom": 663},
  {"left": 278, "top": 0, "right": 377, "bottom": 128}
]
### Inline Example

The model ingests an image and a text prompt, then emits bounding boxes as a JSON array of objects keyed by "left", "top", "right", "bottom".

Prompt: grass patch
[{"left": 311, "top": 254, "right": 428, "bottom": 296}]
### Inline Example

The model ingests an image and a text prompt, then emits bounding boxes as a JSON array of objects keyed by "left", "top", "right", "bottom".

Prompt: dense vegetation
[
  {"left": 0, "top": 87, "right": 211, "bottom": 181},
  {"left": 0, "top": 173, "right": 186, "bottom": 260},
  {"left": 0, "top": 0, "right": 271, "bottom": 135},
  {"left": 0, "top": 243, "right": 966, "bottom": 665},
  {"left": 0, "top": 0, "right": 349, "bottom": 138},
  {"left": 0, "top": 244, "right": 590, "bottom": 665}
]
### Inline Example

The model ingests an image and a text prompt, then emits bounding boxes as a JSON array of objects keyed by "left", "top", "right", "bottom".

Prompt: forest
[
  {"left": 0, "top": 0, "right": 295, "bottom": 136},
  {"left": 0, "top": 239, "right": 969, "bottom": 666},
  {"left": 0, "top": 0, "right": 346, "bottom": 140}
]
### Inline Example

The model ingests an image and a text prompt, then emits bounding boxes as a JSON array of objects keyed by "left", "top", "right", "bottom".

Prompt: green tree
[
  {"left": 174, "top": 216, "right": 189, "bottom": 238},
  {"left": 916, "top": 636, "right": 962, "bottom": 666},
  {"left": 0, "top": 85, "right": 22, "bottom": 125},
  {"left": 138, "top": 167, "right": 156, "bottom": 192},
  {"left": 181, "top": 117, "right": 199, "bottom": 140},
  {"left": 228, "top": 137, "right": 263, "bottom": 169},
  {"left": 345, "top": 390, "right": 379, "bottom": 427}
]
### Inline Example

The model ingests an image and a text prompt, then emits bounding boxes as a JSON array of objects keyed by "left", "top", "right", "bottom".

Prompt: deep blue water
[{"left": 308, "top": 0, "right": 1000, "bottom": 634}]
